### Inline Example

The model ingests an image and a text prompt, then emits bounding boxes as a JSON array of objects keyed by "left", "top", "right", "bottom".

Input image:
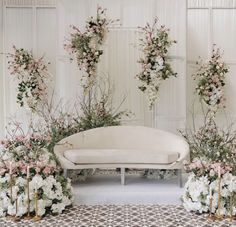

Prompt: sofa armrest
[
  {"left": 169, "top": 150, "right": 189, "bottom": 168},
  {"left": 54, "top": 142, "right": 77, "bottom": 169}
]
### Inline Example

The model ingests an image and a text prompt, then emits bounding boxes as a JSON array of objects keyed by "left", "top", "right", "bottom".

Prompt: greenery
[
  {"left": 180, "top": 111, "right": 236, "bottom": 174},
  {"left": 137, "top": 18, "right": 177, "bottom": 109},
  {"left": 77, "top": 80, "right": 129, "bottom": 131},
  {"left": 192, "top": 46, "right": 229, "bottom": 111},
  {"left": 7, "top": 46, "right": 50, "bottom": 111}
]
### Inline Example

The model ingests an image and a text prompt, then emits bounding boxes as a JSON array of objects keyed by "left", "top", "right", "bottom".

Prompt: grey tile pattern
[{"left": 0, "top": 205, "right": 235, "bottom": 227}]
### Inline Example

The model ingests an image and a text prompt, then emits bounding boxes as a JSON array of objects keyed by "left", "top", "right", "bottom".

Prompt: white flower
[
  {"left": 0, "top": 177, "right": 7, "bottom": 184},
  {"left": 51, "top": 202, "right": 66, "bottom": 214},
  {"left": 0, "top": 206, "right": 5, "bottom": 217},
  {"left": 62, "top": 196, "right": 72, "bottom": 207},
  {"left": 7, "top": 203, "right": 16, "bottom": 216},
  {"left": 30, "top": 175, "right": 44, "bottom": 191},
  {"left": 16, "top": 177, "right": 26, "bottom": 187},
  {"left": 37, "top": 199, "right": 46, "bottom": 216}
]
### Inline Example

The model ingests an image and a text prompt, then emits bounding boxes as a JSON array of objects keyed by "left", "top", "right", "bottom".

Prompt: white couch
[{"left": 54, "top": 126, "right": 189, "bottom": 187}]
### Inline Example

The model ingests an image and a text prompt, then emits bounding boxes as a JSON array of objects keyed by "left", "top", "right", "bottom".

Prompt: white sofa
[{"left": 54, "top": 126, "right": 189, "bottom": 187}]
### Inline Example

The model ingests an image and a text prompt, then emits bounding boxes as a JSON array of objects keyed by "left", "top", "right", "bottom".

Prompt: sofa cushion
[{"left": 63, "top": 149, "right": 179, "bottom": 165}]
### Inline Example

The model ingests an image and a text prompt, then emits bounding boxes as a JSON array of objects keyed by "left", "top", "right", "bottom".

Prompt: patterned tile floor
[{"left": 0, "top": 205, "right": 236, "bottom": 227}]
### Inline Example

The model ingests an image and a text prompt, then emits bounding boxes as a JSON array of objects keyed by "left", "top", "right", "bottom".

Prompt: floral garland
[
  {"left": 182, "top": 161, "right": 236, "bottom": 215},
  {"left": 7, "top": 46, "right": 50, "bottom": 111},
  {"left": 136, "top": 18, "right": 177, "bottom": 109},
  {"left": 192, "top": 46, "right": 229, "bottom": 111},
  {"left": 64, "top": 6, "right": 116, "bottom": 90},
  {"left": 0, "top": 123, "right": 73, "bottom": 217}
]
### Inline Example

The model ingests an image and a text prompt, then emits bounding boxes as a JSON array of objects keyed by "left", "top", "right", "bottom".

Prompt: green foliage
[{"left": 180, "top": 112, "right": 236, "bottom": 174}]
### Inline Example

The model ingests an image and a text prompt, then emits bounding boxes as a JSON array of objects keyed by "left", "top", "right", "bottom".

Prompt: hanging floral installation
[
  {"left": 192, "top": 46, "right": 229, "bottom": 111},
  {"left": 0, "top": 122, "right": 73, "bottom": 217},
  {"left": 136, "top": 18, "right": 177, "bottom": 109},
  {"left": 64, "top": 6, "right": 117, "bottom": 91},
  {"left": 7, "top": 46, "right": 50, "bottom": 111}
]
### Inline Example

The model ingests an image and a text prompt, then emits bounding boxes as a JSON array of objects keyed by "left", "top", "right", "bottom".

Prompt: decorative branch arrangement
[
  {"left": 7, "top": 46, "right": 50, "bottom": 111},
  {"left": 64, "top": 6, "right": 117, "bottom": 91},
  {"left": 192, "top": 45, "right": 229, "bottom": 112},
  {"left": 136, "top": 18, "right": 177, "bottom": 109}
]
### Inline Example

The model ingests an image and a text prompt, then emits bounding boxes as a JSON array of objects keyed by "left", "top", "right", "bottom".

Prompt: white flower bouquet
[{"left": 182, "top": 160, "right": 236, "bottom": 216}]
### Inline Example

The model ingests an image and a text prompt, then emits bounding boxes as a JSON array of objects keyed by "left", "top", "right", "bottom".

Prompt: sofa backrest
[{"left": 59, "top": 126, "right": 188, "bottom": 153}]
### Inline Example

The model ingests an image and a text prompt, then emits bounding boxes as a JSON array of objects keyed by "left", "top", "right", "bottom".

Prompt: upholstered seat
[
  {"left": 64, "top": 149, "right": 179, "bottom": 164},
  {"left": 54, "top": 125, "right": 189, "bottom": 186}
]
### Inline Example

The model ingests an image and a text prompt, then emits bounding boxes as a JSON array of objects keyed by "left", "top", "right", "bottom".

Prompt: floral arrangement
[
  {"left": 182, "top": 161, "right": 236, "bottom": 216},
  {"left": 64, "top": 6, "right": 116, "bottom": 90},
  {"left": 181, "top": 111, "right": 236, "bottom": 215},
  {"left": 136, "top": 18, "right": 177, "bottom": 109},
  {"left": 0, "top": 122, "right": 73, "bottom": 218},
  {"left": 180, "top": 116, "right": 236, "bottom": 174},
  {"left": 192, "top": 46, "right": 229, "bottom": 110},
  {"left": 77, "top": 79, "right": 129, "bottom": 131},
  {"left": 7, "top": 46, "right": 50, "bottom": 111}
]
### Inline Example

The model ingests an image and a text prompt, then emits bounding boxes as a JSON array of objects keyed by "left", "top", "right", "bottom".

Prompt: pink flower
[
  {"left": 43, "top": 167, "right": 51, "bottom": 175},
  {"left": 209, "top": 169, "right": 215, "bottom": 177}
]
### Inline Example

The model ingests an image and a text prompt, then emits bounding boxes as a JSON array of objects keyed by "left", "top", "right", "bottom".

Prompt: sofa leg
[
  {"left": 178, "top": 169, "right": 183, "bottom": 188},
  {"left": 63, "top": 169, "right": 68, "bottom": 178},
  {"left": 121, "top": 168, "right": 125, "bottom": 185}
]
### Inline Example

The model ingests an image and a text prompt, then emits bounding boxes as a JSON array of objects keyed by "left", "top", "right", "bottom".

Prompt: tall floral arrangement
[
  {"left": 180, "top": 113, "right": 236, "bottom": 215},
  {"left": 64, "top": 6, "right": 116, "bottom": 90},
  {"left": 136, "top": 18, "right": 177, "bottom": 109},
  {"left": 0, "top": 122, "right": 73, "bottom": 217},
  {"left": 7, "top": 46, "right": 50, "bottom": 111},
  {"left": 180, "top": 117, "right": 236, "bottom": 172},
  {"left": 192, "top": 46, "right": 229, "bottom": 111}
]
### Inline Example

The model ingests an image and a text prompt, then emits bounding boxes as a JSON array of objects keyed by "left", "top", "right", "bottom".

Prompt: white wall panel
[
  {"left": 56, "top": 0, "right": 89, "bottom": 104},
  {"left": 36, "top": 7, "right": 57, "bottom": 75},
  {"left": 212, "top": 9, "right": 236, "bottom": 61},
  {"left": 122, "top": 0, "right": 154, "bottom": 27},
  {"left": 4, "top": 7, "right": 33, "bottom": 122},
  {"left": 153, "top": 0, "right": 187, "bottom": 132},
  {"left": 99, "top": 30, "right": 151, "bottom": 125},
  {"left": 187, "top": 9, "right": 209, "bottom": 61}
]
